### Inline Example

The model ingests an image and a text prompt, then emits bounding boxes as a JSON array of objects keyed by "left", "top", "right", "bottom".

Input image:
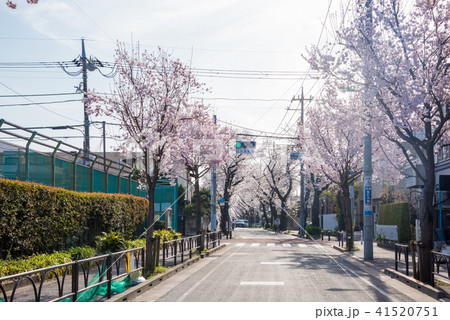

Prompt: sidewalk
[{"left": 321, "top": 237, "right": 450, "bottom": 301}]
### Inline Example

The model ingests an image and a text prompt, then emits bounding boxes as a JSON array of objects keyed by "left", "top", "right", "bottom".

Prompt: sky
[{"left": 0, "top": 0, "right": 343, "bottom": 154}]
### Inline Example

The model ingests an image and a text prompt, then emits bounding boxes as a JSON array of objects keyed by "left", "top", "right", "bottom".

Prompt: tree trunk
[
  {"left": 311, "top": 189, "right": 321, "bottom": 226},
  {"left": 194, "top": 167, "right": 202, "bottom": 234},
  {"left": 418, "top": 153, "right": 435, "bottom": 284},
  {"left": 280, "top": 202, "right": 287, "bottom": 231},
  {"left": 144, "top": 178, "right": 157, "bottom": 277},
  {"left": 340, "top": 184, "right": 354, "bottom": 251}
]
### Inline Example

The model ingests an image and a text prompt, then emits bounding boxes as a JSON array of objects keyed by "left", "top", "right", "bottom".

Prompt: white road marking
[
  {"left": 282, "top": 243, "right": 292, "bottom": 247},
  {"left": 260, "top": 262, "right": 301, "bottom": 265},
  {"left": 313, "top": 244, "right": 322, "bottom": 248},
  {"left": 267, "top": 243, "right": 275, "bottom": 247},
  {"left": 297, "top": 244, "right": 307, "bottom": 248},
  {"left": 240, "top": 281, "right": 284, "bottom": 286},
  {"left": 235, "top": 243, "right": 245, "bottom": 247},
  {"left": 345, "top": 267, "right": 390, "bottom": 299},
  {"left": 251, "top": 243, "right": 260, "bottom": 247}
]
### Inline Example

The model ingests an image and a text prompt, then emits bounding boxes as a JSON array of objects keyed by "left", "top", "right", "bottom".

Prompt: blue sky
[{"left": 1, "top": 0, "right": 341, "bottom": 153}]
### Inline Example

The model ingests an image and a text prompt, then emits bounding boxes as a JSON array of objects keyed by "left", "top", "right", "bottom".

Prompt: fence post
[
  {"left": 395, "top": 245, "right": 398, "bottom": 271},
  {"left": 25, "top": 132, "right": 37, "bottom": 181},
  {"left": 72, "top": 262, "right": 79, "bottom": 302},
  {"left": 105, "top": 160, "right": 113, "bottom": 192},
  {"left": 162, "top": 242, "right": 166, "bottom": 267},
  {"left": 73, "top": 150, "right": 81, "bottom": 191},
  {"left": 411, "top": 241, "right": 417, "bottom": 279},
  {"left": 51, "top": 141, "right": 62, "bottom": 187},
  {"left": 181, "top": 239, "right": 185, "bottom": 263},
  {"left": 89, "top": 155, "right": 98, "bottom": 192},
  {"left": 106, "top": 255, "right": 112, "bottom": 299},
  {"left": 405, "top": 245, "right": 409, "bottom": 276}
]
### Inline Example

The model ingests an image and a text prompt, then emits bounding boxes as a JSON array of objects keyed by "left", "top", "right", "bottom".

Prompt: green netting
[
  {"left": 0, "top": 150, "right": 178, "bottom": 230},
  {"left": 60, "top": 263, "right": 135, "bottom": 302}
]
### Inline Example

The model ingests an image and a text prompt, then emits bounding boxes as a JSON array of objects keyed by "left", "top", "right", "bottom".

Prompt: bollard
[{"left": 328, "top": 230, "right": 331, "bottom": 241}]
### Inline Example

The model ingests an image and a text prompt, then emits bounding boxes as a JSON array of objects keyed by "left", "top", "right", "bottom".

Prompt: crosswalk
[{"left": 223, "top": 242, "right": 324, "bottom": 248}]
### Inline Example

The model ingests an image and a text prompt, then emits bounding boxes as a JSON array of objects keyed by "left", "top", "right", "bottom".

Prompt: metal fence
[
  {"left": 0, "top": 231, "right": 223, "bottom": 302},
  {"left": 432, "top": 250, "right": 450, "bottom": 285},
  {"left": 161, "top": 231, "right": 222, "bottom": 267},
  {"left": 0, "top": 118, "right": 179, "bottom": 230},
  {"left": 0, "top": 247, "right": 145, "bottom": 302}
]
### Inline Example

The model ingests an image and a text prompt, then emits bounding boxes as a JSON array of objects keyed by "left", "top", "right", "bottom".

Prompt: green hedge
[
  {"left": 0, "top": 178, "right": 147, "bottom": 259},
  {"left": 377, "top": 202, "right": 412, "bottom": 243}
]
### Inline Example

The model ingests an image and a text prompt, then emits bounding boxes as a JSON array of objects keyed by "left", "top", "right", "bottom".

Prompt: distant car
[{"left": 235, "top": 219, "right": 249, "bottom": 228}]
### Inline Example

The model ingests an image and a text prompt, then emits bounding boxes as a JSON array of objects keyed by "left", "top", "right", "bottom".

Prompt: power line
[
  {"left": 0, "top": 92, "right": 80, "bottom": 98},
  {"left": 0, "top": 99, "right": 82, "bottom": 107},
  {"left": 217, "top": 119, "right": 294, "bottom": 137},
  {"left": 0, "top": 81, "right": 80, "bottom": 122}
]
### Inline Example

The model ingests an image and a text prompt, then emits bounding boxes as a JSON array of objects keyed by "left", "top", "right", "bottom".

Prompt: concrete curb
[
  {"left": 384, "top": 268, "right": 447, "bottom": 300},
  {"left": 109, "top": 244, "right": 226, "bottom": 302},
  {"left": 332, "top": 245, "right": 449, "bottom": 300}
]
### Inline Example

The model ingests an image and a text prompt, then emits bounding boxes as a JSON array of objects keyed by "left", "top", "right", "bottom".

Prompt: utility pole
[
  {"left": 289, "top": 87, "right": 313, "bottom": 236},
  {"left": 362, "top": 0, "right": 374, "bottom": 261},
  {"left": 59, "top": 38, "right": 116, "bottom": 164},
  {"left": 102, "top": 121, "right": 106, "bottom": 172},
  {"left": 211, "top": 115, "right": 217, "bottom": 231},
  {"left": 81, "top": 39, "right": 90, "bottom": 159}
]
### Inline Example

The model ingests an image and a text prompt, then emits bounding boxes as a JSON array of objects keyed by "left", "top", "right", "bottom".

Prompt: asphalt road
[{"left": 132, "top": 228, "right": 437, "bottom": 302}]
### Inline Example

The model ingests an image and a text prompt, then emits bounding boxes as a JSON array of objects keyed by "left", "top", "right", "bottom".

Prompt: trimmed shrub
[
  {"left": 0, "top": 178, "right": 147, "bottom": 259},
  {"left": 69, "top": 246, "right": 97, "bottom": 261},
  {"left": 377, "top": 202, "right": 412, "bottom": 243},
  {"left": 306, "top": 225, "right": 322, "bottom": 237}
]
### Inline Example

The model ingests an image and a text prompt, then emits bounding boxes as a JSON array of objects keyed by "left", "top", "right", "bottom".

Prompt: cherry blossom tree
[
  {"left": 216, "top": 152, "right": 246, "bottom": 235},
  {"left": 305, "top": 0, "right": 450, "bottom": 282},
  {"left": 259, "top": 144, "right": 298, "bottom": 231},
  {"left": 87, "top": 43, "right": 208, "bottom": 275},
  {"left": 175, "top": 107, "right": 234, "bottom": 233},
  {"left": 304, "top": 84, "right": 365, "bottom": 249},
  {"left": 6, "top": 0, "right": 38, "bottom": 9}
]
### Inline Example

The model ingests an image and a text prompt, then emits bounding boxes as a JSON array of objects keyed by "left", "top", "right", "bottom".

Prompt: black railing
[
  {"left": 161, "top": 231, "right": 223, "bottom": 267},
  {"left": 432, "top": 251, "right": 450, "bottom": 286},
  {"left": 206, "top": 231, "right": 222, "bottom": 250},
  {"left": 0, "top": 247, "right": 144, "bottom": 302},
  {"left": 162, "top": 235, "right": 201, "bottom": 267},
  {"left": 395, "top": 243, "right": 410, "bottom": 276}
]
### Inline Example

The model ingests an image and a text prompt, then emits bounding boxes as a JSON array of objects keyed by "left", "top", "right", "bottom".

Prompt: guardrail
[
  {"left": 0, "top": 247, "right": 144, "bottom": 302},
  {"left": 395, "top": 243, "right": 410, "bottom": 276},
  {"left": 431, "top": 251, "right": 450, "bottom": 285},
  {"left": 161, "top": 231, "right": 222, "bottom": 267},
  {"left": 205, "top": 231, "right": 222, "bottom": 250},
  {"left": 162, "top": 235, "right": 201, "bottom": 267}
]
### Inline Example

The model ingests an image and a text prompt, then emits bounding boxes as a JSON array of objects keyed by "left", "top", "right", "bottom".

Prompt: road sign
[
  {"left": 290, "top": 152, "right": 304, "bottom": 160},
  {"left": 235, "top": 141, "right": 256, "bottom": 154}
]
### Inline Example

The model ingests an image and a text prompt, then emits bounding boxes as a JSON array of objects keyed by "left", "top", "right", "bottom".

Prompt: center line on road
[
  {"left": 267, "top": 243, "right": 275, "bottom": 246},
  {"left": 282, "top": 244, "right": 291, "bottom": 247},
  {"left": 251, "top": 243, "right": 260, "bottom": 247},
  {"left": 260, "top": 262, "right": 301, "bottom": 265},
  {"left": 297, "top": 244, "right": 307, "bottom": 248},
  {"left": 236, "top": 243, "right": 245, "bottom": 247},
  {"left": 240, "top": 281, "right": 284, "bottom": 286}
]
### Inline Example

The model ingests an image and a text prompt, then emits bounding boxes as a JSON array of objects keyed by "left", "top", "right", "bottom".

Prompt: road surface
[{"left": 132, "top": 228, "right": 437, "bottom": 302}]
